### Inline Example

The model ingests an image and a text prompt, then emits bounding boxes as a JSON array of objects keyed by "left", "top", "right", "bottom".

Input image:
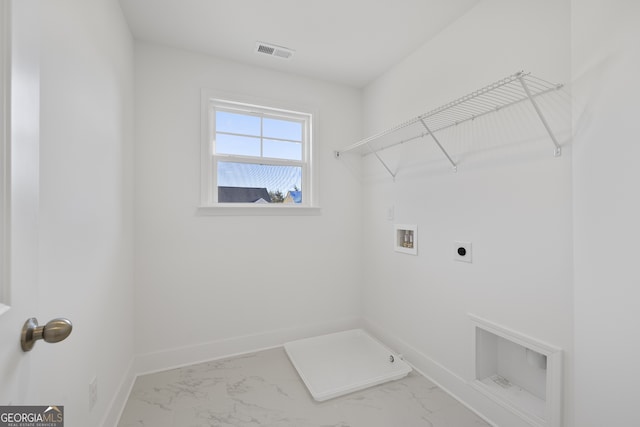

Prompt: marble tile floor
[{"left": 118, "top": 347, "right": 490, "bottom": 427}]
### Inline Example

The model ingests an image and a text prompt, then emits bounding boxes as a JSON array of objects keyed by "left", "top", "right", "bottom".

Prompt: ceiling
[{"left": 118, "top": 0, "right": 480, "bottom": 88}]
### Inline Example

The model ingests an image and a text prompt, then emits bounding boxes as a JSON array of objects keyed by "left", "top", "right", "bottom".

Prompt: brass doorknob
[{"left": 21, "top": 317, "right": 73, "bottom": 352}]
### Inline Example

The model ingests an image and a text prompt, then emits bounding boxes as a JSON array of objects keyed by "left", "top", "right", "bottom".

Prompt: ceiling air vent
[{"left": 255, "top": 41, "right": 295, "bottom": 60}]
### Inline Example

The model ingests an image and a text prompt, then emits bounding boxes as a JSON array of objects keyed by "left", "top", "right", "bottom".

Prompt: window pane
[
  {"left": 263, "top": 118, "right": 302, "bottom": 141},
  {"left": 216, "top": 111, "right": 260, "bottom": 136},
  {"left": 215, "top": 133, "right": 260, "bottom": 157},
  {"left": 217, "top": 161, "right": 302, "bottom": 204},
  {"left": 263, "top": 139, "right": 302, "bottom": 161}
]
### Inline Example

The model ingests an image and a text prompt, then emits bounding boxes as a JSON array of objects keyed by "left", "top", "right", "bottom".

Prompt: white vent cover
[{"left": 255, "top": 41, "right": 295, "bottom": 60}]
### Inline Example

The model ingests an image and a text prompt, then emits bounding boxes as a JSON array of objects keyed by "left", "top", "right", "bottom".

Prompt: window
[{"left": 201, "top": 93, "right": 315, "bottom": 210}]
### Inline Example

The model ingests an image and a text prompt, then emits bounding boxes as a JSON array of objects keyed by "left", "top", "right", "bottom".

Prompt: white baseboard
[
  {"left": 100, "top": 358, "right": 136, "bottom": 427},
  {"left": 133, "top": 316, "right": 362, "bottom": 376},
  {"left": 362, "top": 317, "right": 537, "bottom": 427},
  {"left": 103, "top": 316, "right": 362, "bottom": 426}
]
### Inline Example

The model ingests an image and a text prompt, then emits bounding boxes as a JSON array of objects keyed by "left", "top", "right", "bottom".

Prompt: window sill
[{"left": 197, "top": 205, "right": 322, "bottom": 216}]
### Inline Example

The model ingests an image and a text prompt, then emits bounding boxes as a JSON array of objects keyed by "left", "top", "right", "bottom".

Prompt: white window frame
[{"left": 199, "top": 90, "right": 320, "bottom": 215}]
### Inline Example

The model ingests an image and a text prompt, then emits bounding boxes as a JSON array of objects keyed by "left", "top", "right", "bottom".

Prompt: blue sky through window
[
  {"left": 216, "top": 111, "right": 260, "bottom": 136},
  {"left": 263, "top": 118, "right": 302, "bottom": 141},
  {"left": 216, "top": 111, "right": 302, "bottom": 160}
]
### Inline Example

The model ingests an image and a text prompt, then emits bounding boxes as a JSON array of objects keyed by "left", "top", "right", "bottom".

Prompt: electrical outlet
[
  {"left": 89, "top": 377, "right": 98, "bottom": 410},
  {"left": 454, "top": 241, "right": 472, "bottom": 263}
]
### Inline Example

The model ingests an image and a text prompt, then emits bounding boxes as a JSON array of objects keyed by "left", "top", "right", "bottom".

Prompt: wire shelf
[{"left": 335, "top": 71, "right": 564, "bottom": 178}]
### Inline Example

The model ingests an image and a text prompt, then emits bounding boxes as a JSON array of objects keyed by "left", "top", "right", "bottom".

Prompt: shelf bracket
[
  {"left": 419, "top": 119, "right": 457, "bottom": 172},
  {"left": 335, "top": 146, "right": 396, "bottom": 180},
  {"left": 369, "top": 144, "right": 396, "bottom": 180},
  {"left": 518, "top": 76, "right": 562, "bottom": 157}
]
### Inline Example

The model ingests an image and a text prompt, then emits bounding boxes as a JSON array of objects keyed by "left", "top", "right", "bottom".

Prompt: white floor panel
[{"left": 284, "top": 329, "right": 412, "bottom": 401}]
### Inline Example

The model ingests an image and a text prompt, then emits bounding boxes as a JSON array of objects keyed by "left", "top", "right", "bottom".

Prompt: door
[{"left": 0, "top": 0, "right": 43, "bottom": 405}]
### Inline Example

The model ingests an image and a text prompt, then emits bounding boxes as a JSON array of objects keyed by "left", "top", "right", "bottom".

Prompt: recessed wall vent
[{"left": 255, "top": 41, "right": 295, "bottom": 60}]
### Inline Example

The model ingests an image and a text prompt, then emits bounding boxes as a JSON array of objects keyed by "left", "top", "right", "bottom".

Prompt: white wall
[
  {"left": 37, "top": 0, "right": 135, "bottom": 425},
  {"left": 360, "top": 0, "right": 572, "bottom": 426},
  {"left": 572, "top": 1, "right": 640, "bottom": 426},
  {"left": 133, "top": 43, "right": 363, "bottom": 365}
]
